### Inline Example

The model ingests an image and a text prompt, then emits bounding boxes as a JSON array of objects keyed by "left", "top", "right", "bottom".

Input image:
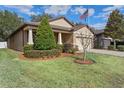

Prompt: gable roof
[
  {"left": 73, "top": 25, "right": 86, "bottom": 31},
  {"left": 7, "top": 17, "right": 93, "bottom": 39},
  {"left": 26, "top": 16, "right": 74, "bottom": 27},
  {"left": 73, "top": 24, "right": 95, "bottom": 35},
  {"left": 49, "top": 16, "right": 74, "bottom": 27}
]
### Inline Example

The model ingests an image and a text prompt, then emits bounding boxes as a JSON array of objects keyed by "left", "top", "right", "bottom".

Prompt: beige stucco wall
[
  {"left": 73, "top": 27, "right": 94, "bottom": 51},
  {"left": 49, "top": 19, "right": 72, "bottom": 28}
]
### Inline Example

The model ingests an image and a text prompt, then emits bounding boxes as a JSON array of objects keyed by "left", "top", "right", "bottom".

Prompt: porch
[{"left": 26, "top": 28, "right": 73, "bottom": 45}]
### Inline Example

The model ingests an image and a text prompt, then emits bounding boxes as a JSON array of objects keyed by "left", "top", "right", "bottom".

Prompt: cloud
[
  {"left": 71, "top": 6, "right": 86, "bottom": 14},
  {"left": 3, "top": 5, "right": 37, "bottom": 15},
  {"left": 90, "top": 22, "right": 106, "bottom": 30},
  {"left": 94, "top": 5, "right": 124, "bottom": 21},
  {"left": 103, "top": 5, "right": 124, "bottom": 12},
  {"left": 88, "top": 8, "right": 95, "bottom": 16},
  {"left": 94, "top": 11, "right": 112, "bottom": 20},
  {"left": 71, "top": 6, "right": 95, "bottom": 16},
  {"left": 44, "top": 5, "right": 71, "bottom": 16}
]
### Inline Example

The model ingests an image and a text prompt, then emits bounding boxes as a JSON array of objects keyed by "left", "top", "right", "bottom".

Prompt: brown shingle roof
[
  {"left": 49, "top": 16, "right": 75, "bottom": 26},
  {"left": 73, "top": 25, "right": 86, "bottom": 31},
  {"left": 7, "top": 17, "right": 93, "bottom": 39},
  {"left": 25, "top": 22, "right": 73, "bottom": 31}
]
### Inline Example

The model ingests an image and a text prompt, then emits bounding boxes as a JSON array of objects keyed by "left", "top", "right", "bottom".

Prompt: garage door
[{"left": 76, "top": 37, "right": 92, "bottom": 51}]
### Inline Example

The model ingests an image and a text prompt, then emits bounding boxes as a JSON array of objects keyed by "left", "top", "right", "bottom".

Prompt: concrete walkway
[{"left": 88, "top": 49, "right": 124, "bottom": 57}]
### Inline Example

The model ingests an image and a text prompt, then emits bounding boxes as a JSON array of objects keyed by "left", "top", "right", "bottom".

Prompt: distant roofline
[{"left": 92, "top": 29, "right": 104, "bottom": 35}]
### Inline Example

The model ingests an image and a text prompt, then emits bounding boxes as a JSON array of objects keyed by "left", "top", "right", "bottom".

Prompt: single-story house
[{"left": 7, "top": 17, "right": 94, "bottom": 51}]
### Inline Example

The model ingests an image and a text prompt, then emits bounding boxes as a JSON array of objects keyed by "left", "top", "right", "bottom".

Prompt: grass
[{"left": 0, "top": 49, "right": 124, "bottom": 88}]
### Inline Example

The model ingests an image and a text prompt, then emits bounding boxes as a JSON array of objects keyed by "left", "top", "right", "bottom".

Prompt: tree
[
  {"left": 79, "top": 33, "right": 93, "bottom": 61},
  {"left": 31, "top": 13, "right": 53, "bottom": 22},
  {"left": 0, "top": 10, "right": 23, "bottom": 41},
  {"left": 33, "top": 16, "right": 56, "bottom": 50},
  {"left": 104, "top": 9, "right": 124, "bottom": 49}
]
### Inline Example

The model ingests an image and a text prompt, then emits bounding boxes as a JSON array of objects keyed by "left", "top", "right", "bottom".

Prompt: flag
[{"left": 80, "top": 9, "right": 89, "bottom": 20}]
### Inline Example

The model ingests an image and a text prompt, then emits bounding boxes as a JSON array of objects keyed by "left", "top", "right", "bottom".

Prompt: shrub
[
  {"left": 117, "top": 45, "right": 124, "bottom": 51},
  {"left": 63, "top": 44, "right": 73, "bottom": 52},
  {"left": 33, "top": 16, "right": 56, "bottom": 50},
  {"left": 24, "top": 49, "right": 61, "bottom": 58},
  {"left": 67, "top": 48, "right": 77, "bottom": 54},
  {"left": 108, "top": 45, "right": 114, "bottom": 50},
  {"left": 63, "top": 44, "right": 77, "bottom": 54},
  {"left": 56, "top": 44, "right": 63, "bottom": 52},
  {"left": 23, "top": 44, "right": 33, "bottom": 53}
]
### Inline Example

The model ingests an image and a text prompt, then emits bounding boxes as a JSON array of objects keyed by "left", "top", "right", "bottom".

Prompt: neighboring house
[
  {"left": 7, "top": 17, "right": 94, "bottom": 51},
  {"left": 93, "top": 29, "right": 112, "bottom": 49}
]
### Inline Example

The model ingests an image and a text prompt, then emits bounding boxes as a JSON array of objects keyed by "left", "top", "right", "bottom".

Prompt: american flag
[{"left": 80, "top": 9, "right": 89, "bottom": 20}]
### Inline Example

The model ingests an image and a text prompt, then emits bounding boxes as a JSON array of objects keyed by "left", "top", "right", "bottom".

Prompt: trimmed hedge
[
  {"left": 56, "top": 44, "right": 63, "bottom": 52},
  {"left": 23, "top": 44, "right": 77, "bottom": 58},
  {"left": 117, "top": 45, "right": 124, "bottom": 51},
  {"left": 24, "top": 49, "right": 61, "bottom": 58},
  {"left": 23, "top": 44, "right": 33, "bottom": 53}
]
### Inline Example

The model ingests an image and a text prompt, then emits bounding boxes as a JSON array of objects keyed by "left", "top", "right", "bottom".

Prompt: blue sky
[{"left": 0, "top": 5, "right": 124, "bottom": 30}]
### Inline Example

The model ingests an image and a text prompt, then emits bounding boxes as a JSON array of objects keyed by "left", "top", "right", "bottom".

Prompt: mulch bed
[
  {"left": 18, "top": 53, "right": 76, "bottom": 61},
  {"left": 19, "top": 53, "right": 94, "bottom": 64},
  {"left": 74, "top": 59, "right": 93, "bottom": 64}
]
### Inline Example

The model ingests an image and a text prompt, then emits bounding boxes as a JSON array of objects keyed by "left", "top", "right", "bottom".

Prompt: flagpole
[
  {"left": 79, "top": 8, "right": 89, "bottom": 25},
  {"left": 87, "top": 9, "right": 88, "bottom": 26},
  {"left": 84, "top": 9, "right": 88, "bottom": 26},
  {"left": 87, "top": 8, "right": 88, "bottom": 26}
]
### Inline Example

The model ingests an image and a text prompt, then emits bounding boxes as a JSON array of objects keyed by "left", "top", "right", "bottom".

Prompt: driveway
[{"left": 88, "top": 49, "right": 124, "bottom": 57}]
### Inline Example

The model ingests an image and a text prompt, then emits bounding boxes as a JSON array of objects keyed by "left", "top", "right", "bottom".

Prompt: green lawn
[{"left": 0, "top": 49, "right": 124, "bottom": 88}]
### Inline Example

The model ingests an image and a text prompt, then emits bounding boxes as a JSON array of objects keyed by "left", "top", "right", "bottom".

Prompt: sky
[{"left": 0, "top": 5, "right": 124, "bottom": 30}]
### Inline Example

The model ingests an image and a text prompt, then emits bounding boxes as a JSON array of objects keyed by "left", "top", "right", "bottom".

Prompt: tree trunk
[{"left": 83, "top": 49, "right": 87, "bottom": 62}]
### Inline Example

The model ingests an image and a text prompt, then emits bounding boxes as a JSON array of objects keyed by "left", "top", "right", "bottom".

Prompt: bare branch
[{"left": 78, "top": 32, "right": 93, "bottom": 61}]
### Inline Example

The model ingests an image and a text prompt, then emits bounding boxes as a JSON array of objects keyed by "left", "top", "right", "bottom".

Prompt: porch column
[
  {"left": 58, "top": 32, "right": 62, "bottom": 45},
  {"left": 28, "top": 29, "right": 34, "bottom": 44}
]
